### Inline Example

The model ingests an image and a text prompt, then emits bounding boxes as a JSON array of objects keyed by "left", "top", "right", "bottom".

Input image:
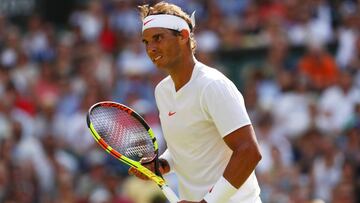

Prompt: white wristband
[{"left": 203, "top": 176, "right": 238, "bottom": 203}]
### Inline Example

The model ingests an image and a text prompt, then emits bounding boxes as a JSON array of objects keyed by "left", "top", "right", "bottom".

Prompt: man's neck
[{"left": 168, "top": 55, "right": 195, "bottom": 91}]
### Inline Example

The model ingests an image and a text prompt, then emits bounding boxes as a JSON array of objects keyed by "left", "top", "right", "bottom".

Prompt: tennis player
[{"left": 129, "top": 2, "right": 262, "bottom": 203}]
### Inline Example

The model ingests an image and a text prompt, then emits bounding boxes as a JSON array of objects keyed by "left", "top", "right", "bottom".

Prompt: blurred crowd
[{"left": 0, "top": 0, "right": 359, "bottom": 203}]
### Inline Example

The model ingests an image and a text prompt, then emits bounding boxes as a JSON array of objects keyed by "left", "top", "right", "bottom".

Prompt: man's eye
[{"left": 155, "top": 35, "right": 162, "bottom": 41}]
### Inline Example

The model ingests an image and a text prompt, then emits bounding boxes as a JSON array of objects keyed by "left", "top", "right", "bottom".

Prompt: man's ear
[{"left": 179, "top": 29, "right": 190, "bottom": 44}]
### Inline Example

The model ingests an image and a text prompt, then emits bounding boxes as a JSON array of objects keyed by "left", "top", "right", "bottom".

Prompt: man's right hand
[{"left": 128, "top": 158, "right": 170, "bottom": 180}]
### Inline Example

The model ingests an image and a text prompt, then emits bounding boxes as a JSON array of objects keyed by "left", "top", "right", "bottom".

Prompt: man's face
[{"left": 142, "top": 28, "right": 181, "bottom": 70}]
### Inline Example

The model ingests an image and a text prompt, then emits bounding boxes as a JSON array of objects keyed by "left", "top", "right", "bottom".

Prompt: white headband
[{"left": 142, "top": 12, "right": 196, "bottom": 33}]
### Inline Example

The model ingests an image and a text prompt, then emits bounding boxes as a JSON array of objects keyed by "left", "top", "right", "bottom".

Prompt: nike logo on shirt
[{"left": 168, "top": 111, "right": 176, "bottom": 116}]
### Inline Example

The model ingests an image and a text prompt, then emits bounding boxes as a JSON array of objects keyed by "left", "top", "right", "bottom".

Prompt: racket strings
[{"left": 90, "top": 107, "right": 155, "bottom": 161}]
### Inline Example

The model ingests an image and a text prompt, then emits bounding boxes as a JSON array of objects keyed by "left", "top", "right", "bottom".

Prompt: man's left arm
[
  {"left": 179, "top": 124, "right": 262, "bottom": 203},
  {"left": 221, "top": 124, "right": 262, "bottom": 188}
]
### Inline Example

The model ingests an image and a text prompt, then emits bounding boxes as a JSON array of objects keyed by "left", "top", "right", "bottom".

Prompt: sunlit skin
[{"left": 142, "top": 28, "right": 195, "bottom": 91}]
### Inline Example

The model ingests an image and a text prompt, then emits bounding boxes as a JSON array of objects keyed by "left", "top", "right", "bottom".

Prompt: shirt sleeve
[
  {"left": 200, "top": 79, "right": 251, "bottom": 137},
  {"left": 159, "top": 149, "right": 175, "bottom": 173}
]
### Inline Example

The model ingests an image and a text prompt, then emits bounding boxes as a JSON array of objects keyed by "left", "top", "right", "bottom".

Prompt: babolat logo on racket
[{"left": 100, "top": 102, "right": 133, "bottom": 114}]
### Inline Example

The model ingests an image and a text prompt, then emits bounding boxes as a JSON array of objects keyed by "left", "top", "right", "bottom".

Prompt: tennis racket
[{"left": 86, "top": 101, "right": 179, "bottom": 203}]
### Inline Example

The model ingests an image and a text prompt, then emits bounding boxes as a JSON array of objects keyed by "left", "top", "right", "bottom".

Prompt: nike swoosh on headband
[{"left": 144, "top": 18, "right": 155, "bottom": 26}]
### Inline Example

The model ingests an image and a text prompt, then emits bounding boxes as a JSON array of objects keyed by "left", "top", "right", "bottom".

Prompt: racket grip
[{"left": 161, "top": 185, "right": 179, "bottom": 203}]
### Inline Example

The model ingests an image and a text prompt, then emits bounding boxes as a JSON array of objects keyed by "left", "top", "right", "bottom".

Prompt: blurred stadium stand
[{"left": 0, "top": 0, "right": 359, "bottom": 203}]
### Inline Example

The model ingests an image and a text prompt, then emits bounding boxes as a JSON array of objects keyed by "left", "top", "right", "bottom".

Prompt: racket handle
[{"left": 161, "top": 185, "right": 179, "bottom": 203}]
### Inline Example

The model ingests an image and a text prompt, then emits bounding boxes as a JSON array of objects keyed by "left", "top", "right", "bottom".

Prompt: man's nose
[{"left": 148, "top": 43, "right": 157, "bottom": 53}]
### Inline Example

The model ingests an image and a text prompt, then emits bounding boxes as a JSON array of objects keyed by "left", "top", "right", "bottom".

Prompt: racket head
[{"left": 86, "top": 101, "right": 159, "bottom": 163}]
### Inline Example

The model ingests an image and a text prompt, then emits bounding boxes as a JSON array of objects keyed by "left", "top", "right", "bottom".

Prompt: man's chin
[{"left": 154, "top": 63, "right": 165, "bottom": 70}]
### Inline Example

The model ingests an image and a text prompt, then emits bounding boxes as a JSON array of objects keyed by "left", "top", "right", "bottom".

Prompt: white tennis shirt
[{"left": 155, "top": 61, "right": 261, "bottom": 202}]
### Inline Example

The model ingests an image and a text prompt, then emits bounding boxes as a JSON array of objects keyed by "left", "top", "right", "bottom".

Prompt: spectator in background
[
  {"left": 65, "top": 89, "right": 101, "bottom": 158},
  {"left": 10, "top": 50, "right": 39, "bottom": 96},
  {"left": 335, "top": 2, "right": 359, "bottom": 69},
  {"left": 9, "top": 119, "right": 55, "bottom": 202},
  {"left": 298, "top": 38, "right": 339, "bottom": 91},
  {"left": 310, "top": 135, "right": 344, "bottom": 202},
  {"left": 109, "top": 0, "right": 142, "bottom": 36},
  {"left": 113, "top": 37, "right": 155, "bottom": 104},
  {"left": 53, "top": 32, "right": 75, "bottom": 78},
  {"left": 1, "top": 25, "right": 21, "bottom": 71},
  {"left": 195, "top": 25, "right": 221, "bottom": 67},
  {"left": 255, "top": 112, "right": 292, "bottom": 175},
  {"left": 271, "top": 70, "right": 312, "bottom": 139},
  {"left": 285, "top": 0, "right": 333, "bottom": 46},
  {"left": 69, "top": 0, "right": 104, "bottom": 42},
  {"left": 22, "top": 14, "right": 53, "bottom": 62},
  {"left": 99, "top": 15, "right": 117, "bottom": 54},
  {"left": 316, "top": 70, "right": 360, "bottom": 135}
]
